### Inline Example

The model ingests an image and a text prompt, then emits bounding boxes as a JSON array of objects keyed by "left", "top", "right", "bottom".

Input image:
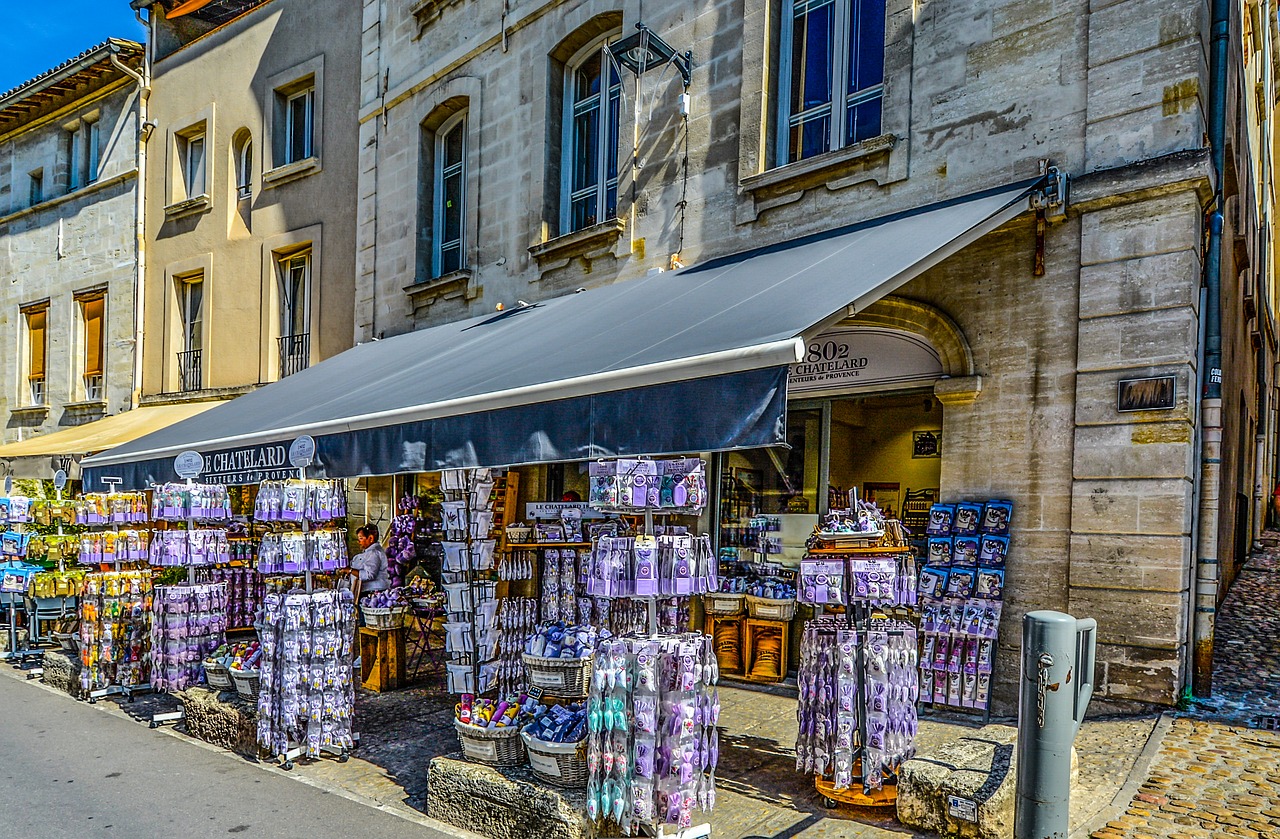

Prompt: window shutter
[
  {"left": 28, "top": 310, "right": 47, "bottom": 380},
  {"left": 84, "top": 297, "right": 105, "bottom": 376}
]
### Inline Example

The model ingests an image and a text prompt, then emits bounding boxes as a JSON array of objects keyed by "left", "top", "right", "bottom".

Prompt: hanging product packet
[
  {"left": 980, "top": 499, "right": 1014, "bottom": 535},
  {"left": 952, "top": 502, "right": 984, "bottom": 536},
  {"left": 978, "top": 534, "right": 1010, "bottom": 567},
  {"left": 926, "top": 537, "right": 953, "bottom": 566},
  {"left": 926, "top": 504, "right": 955, "bottom": 536}
]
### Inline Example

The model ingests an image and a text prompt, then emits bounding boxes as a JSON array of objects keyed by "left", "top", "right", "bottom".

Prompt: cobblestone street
[{"left": 1091, "top": 535, "right": 1280, "bottom": 839}]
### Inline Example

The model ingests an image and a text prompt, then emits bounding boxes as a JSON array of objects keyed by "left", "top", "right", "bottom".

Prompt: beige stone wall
[
  {"left": 355, "top": 0, "right": 1265, "bottom": 705},
  {"left": 0, "top": 78, "right": 141, "bottom": 443},
  {"left": 141, "top": 0, "right": 360, "bottom": 398}
]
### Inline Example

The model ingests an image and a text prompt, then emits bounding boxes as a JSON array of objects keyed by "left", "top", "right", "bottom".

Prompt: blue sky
[{"left": 0, "top": 3, "right": 147, "bottom": 93}]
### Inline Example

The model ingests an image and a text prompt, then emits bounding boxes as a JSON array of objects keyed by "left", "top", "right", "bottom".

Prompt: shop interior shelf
[
  {"left": 805, "top": 545, "right": 912, "bottom": 555},
  {"left": 503, "top": 542, "right": 593, "bottom": 549}
]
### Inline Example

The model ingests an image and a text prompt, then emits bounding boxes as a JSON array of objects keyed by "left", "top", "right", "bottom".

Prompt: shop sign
[
  {"left": 525, "top": 502, "right": 606, "bottom": 520},
  {"left": 1117, "top": 376, "right": 1176, "bottom": 412},
  {"left": 789, "top": 328, "right": 944, "bottom": 395},
  {"left": 947, "top": 795, "right": 978, "bottom": 823},
  {"left": 173, "top": 450, "right": 205, "bottom": 479},
  {"left": 203, "top": 443, "right": 295, "bottom": 485},
  {"left": 288, "top": 435, "right": 317, "bottom": 468}
]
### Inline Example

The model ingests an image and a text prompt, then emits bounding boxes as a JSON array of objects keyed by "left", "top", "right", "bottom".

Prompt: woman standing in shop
[{"left": 351, "top": 524, "right": 390, "bottom": 601}]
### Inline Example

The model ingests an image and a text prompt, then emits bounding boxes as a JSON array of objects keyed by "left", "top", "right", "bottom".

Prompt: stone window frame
[
  {"left": 164, "top": 104, "right": 215, "bottom": 220},
  {"left": 64, "top": 111, "right": 102, "bottom": 193},
  {"left": 74, "top": 288, "right": 108, "bottom": 404},
  {"left": 20, "top": 300, "right": 50, "bottom": 408},
  {"left": 528, "top": 10, "right": 627, "bottom": 270},
  {"left": 736, "top": 0, "right": 913, "bottom": 223},
  {"left": 260, "top": 225, "right": 323, "bottom": 382},
  {"left": 162, "top": 254, "right": 212, "bottom": 393},
  {"left": 406, "top": 77, "right": 484, "bottom": 315},
  {"left": 263, "top": 55, "right": 325, "bottom": 188}
]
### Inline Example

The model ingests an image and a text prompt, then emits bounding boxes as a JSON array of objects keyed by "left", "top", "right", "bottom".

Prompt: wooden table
[{"left": 359, "top": 626, "right": 406, "bottom": 692}]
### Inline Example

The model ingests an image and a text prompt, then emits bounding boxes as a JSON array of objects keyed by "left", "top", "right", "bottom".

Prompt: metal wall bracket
[{"left": 1030, "top": 164, "right": 1069, "bottom": 222}]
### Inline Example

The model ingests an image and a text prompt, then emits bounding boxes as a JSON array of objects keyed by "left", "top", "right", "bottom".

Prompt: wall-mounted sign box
[{"left": 1117, "top": 376, "right": 1176, "bottom": 412}]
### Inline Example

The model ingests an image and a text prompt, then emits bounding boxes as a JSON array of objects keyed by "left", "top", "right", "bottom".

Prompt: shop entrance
[{"left": 717, "top": 390, "right": 943, "bottom": 565}]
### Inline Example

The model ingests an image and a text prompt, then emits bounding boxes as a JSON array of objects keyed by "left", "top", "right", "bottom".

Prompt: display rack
[
  {"left": 258, "top": 442, "right": 356, "bottom": 769},
  {"left": 800, "top": 536, "right": 919, "bottom": 809},
  {"left": 80, "top": 477, "right": 153, "bottom": 704},
  {"left": 2, "top": 484, "right": 43, "bottom": 670}
]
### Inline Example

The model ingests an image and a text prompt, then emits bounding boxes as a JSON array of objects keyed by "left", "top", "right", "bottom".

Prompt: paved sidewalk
[{"left": 1090, "top": 535, "right": 1280, "bottom": 839}]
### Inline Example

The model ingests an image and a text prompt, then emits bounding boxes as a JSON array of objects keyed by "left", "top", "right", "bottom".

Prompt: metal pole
[{"left": 1014, "top": 610, "right": 1096, "bottom": 839}]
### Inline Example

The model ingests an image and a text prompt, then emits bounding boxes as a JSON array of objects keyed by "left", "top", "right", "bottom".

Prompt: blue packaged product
[
  {"left": 953, "top": 502, "right": 984, "bottom": 535},
  {"left": 980, "top": 499, "right": 1014, "bottom": 535},
  {"left": 926, "top": 504, "right": 955, "bottom": 536}
]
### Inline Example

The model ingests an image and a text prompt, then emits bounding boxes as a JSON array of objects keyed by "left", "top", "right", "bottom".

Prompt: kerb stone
[
  {"left": 428, "top": 757, "right": 594, "bottom": 839},
  {"left": 176, "top": 687, "right": 259, "bottom": 756},
  {"left": 896, "top": 726, "right": 1078, "bottom": 839}
]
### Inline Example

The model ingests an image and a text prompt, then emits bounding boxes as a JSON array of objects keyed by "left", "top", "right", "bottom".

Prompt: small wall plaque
[{"left": 1117, "top": 376, "right": 1176, "bottom": 412}]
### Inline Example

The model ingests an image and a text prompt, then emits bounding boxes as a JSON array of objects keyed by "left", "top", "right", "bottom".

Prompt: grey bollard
[{"left": 1014, "top": 610, "right": 1097, "bottom": 839}]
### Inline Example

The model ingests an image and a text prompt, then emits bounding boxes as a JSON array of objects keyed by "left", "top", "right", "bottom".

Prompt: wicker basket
[
  {"left": 745, "top": 594, "right": 797, "bottom": 621},
  {"left": 522, "top": 732, "right": 588, "bottom": 787},
  {"left": 204, "top": 659, "right": 235, "bottom": 691},
  {"left": 703, "top": 592, "right": 746, "bottom": 615},
  {"left": 229, "top": 667, "right": 261, "bottom": 701},
  {"left": 362, "top": 605, "right": 410, "bottom": 629},
  {"left": 50, "top": 631, "right": 80, "bottom": 653},
  {"left": 455, "top": 719, "right": 526, "bottom": 766},
  {"left": 504, "top": 525, "right": 532, "bottom": 543},
  {"left": 521, "top": 653, "right": 593, "bottom": 698}
]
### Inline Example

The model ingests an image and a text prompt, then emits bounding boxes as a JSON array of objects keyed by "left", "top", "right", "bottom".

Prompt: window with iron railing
[
  {"left": 178, "top": 349, "right": 202, "bottom": 393},
  {"left": 278, "top": 332, "right": 310, "bottom": 378}
]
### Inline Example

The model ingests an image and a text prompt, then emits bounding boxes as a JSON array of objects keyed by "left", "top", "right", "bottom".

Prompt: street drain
[{"left": 1253, "top": 715, "right": 1280, "bottom": 731}]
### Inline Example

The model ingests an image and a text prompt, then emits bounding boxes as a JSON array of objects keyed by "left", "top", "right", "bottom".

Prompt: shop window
[
  {"left": 777, "top": 0, "right": 885, "bottom": 165},
  {"left": 29, "top": 169, "right": 43, "bottom": 206},
  {"left": 717, "top": 393, "right": 942, "bottom": 562},
  {"left": 277, "top": 251, "right": 311, "bottom": 377},
  {"left": 80, "top": 295, "right": 106, "bottom": 401},
  {"left": 562, "top": 39, "right": 621, "bottom": 233},
  {"left": 432, "top": 113, "right": 467, "bottom": 277},
  {"left": 24, "top": 305, "right": 48, "bottom": 406},
  {"left": 177, "top": 275, "right": 204, "bottom": 392}
]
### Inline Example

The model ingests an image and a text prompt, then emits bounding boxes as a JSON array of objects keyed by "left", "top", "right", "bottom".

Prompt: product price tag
[
  {"left": 463, "top": 739, "right": 498, "bottom": 761},
  {"left": 531, "top": 670, "right": 566, "bottom": 689},
  {"left": 528, "top": 750, "right": 561, "bottom": 777}
]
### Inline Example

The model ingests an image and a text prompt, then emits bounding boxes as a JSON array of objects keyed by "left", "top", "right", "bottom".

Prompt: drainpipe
[
  {"left": 1192, "top": 0, "right": 1230, "bottom": 698},
  {"left": 110, "top": 23, "right": 151, "bottom": 413}
]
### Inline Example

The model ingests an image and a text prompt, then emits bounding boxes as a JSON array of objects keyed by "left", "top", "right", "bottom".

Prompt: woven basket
[
  {"left": 521, "top": 653, "right": 593, "bottom": 699},
  {"left": 204, "top": 660, "right": 235, "bottom": 691},
  {"left": 745, "top": 594, "right": 797, "bottom": 621},
  {"left": 704, "top": 592, "right": 746, "bottom": 615},
  {"left": 229, "top": 667, "right": 261, "bottom": 701},
  {"left": 455, "top": 719, "right": 526, "bottom": 767},
  {"left": 362, "top": 605, "right": 410, "bottom": 629},
  {"left": 522, "top": 732, "right": 588, "bottom": 787}
]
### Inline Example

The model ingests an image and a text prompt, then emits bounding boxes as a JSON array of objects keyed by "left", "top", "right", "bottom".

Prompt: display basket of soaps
[
  {"left": 454, "top": 719, "right": 526, "bottom": 767},
  {"left": 229, "top": 667, "right": 261, "bottom": 701},
  {"left": 203, "top": 659, "right": 235, "bottom": 691},
  {"left": 521, "top": 653, "right": 594, "bottom": 699},
  {"left": 361, "top": 605, "right": 410, "bottom": 629},
  {"left": 522, "top": 733, "right": 588, "bottom": 787}
]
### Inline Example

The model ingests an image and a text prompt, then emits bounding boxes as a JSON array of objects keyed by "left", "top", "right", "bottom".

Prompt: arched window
[
  {"left": 433, "top": 112, "right": 466, "bottom": 276},
  {"left": 562, "top": 38, "right": 621, "bottom": 233},
  {"left": 233, "top": 130, "right": 253, "bottom": 200}
]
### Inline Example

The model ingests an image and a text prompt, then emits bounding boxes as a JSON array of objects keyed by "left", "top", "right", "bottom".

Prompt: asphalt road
[{"left": 0, "top": 673, "right": 456, "bottom": 839}]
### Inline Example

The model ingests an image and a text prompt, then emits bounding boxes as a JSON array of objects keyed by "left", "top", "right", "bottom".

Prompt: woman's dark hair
[{"left": 357, "top": 524, "right": 379, "bottom": 540}]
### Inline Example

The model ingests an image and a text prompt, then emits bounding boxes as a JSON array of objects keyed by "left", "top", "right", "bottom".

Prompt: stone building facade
[
  {"left": 133, "top": 0, "right": 360, "bottom": 404},
  {"left": 0, "top": 41, "right": 145, "bottom": 450},
  {"left": 347, "top": 0, "right": 1278, "bottom": 706}
]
